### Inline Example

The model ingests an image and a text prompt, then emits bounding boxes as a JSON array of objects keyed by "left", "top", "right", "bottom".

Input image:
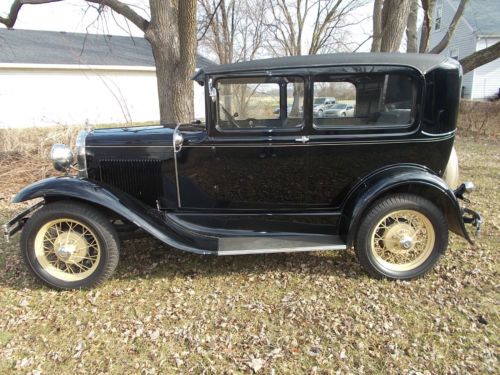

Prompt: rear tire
[
  {"left": 20, "top": 201, "right": 120, "bottom": 290},
  {"left": 355, "top": 194, "right": 448, "bottom": 280}
]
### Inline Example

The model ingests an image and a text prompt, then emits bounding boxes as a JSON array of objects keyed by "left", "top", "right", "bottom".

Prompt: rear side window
[
  {"left": 216, "top": 76, "right": 304, "bottom": 131},
  {"left": 313, "top": 73, "right": 416, "bottom": 128}
]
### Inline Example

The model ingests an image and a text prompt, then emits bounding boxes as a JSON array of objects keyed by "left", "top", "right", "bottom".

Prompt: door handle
[{"left": 295, "top": 136, "right": 309, "bottom": 144}]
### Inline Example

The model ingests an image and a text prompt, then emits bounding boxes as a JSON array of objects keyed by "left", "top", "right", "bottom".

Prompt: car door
[{"left": 175, "top": 74, "right": 312, "bottom": 210}]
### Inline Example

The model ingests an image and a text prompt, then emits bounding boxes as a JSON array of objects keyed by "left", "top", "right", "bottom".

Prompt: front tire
[
  {"left": 20, "top": 201, "right": 120, "bottom": 290},
  {"left": 355, "top": 194, "right": 448, "bottom": 280}
]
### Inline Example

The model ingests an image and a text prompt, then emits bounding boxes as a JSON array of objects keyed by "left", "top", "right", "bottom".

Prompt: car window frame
[
  {"left": 310, "top": 67, "right": 423, "bottom": 134},
  {"left": 212, "top": 74, "right": 307, "bottom": 135}
]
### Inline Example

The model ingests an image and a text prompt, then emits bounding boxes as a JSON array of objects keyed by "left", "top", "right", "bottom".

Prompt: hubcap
[
  {"left": 34, "top": 219, "right": 101, "bottom": 282},
  {"left": 370, "top": 210, "right": 435, "bottom": 272}
]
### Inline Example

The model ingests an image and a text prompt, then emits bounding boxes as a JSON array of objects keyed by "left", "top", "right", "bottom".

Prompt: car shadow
[
  {"left": 0, "top": 237, "right": 365, "bottom": 291},
  {"left": 114, "top": 237, "right": 366, "bottom": 282}
]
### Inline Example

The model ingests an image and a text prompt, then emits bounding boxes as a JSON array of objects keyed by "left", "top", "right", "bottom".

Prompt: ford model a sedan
[{"left": 4, "top": 53, "right": 482, "bottom": 290}]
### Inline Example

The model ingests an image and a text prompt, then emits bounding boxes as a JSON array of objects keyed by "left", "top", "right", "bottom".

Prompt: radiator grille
[{"left": 99, "top": 159, "right": 163, "bottom": 206}]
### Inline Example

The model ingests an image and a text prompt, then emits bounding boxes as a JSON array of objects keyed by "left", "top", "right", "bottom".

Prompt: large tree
[
  {"left": 0, "top": 0, "right": 198, "bottom": 124},
  {"left": 371, "top": 0, "right": 499, "bottom": 73},
  {"left": 371, "top": 0, "right": 411, "bottom": 52}
]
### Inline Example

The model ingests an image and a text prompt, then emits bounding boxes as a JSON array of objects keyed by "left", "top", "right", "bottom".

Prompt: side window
[
  {"left": 313, "top": 73, "right": 416, "bottom": 128},
  {"left": 216, "top": 76, "right": 304, "bottom": 131}
]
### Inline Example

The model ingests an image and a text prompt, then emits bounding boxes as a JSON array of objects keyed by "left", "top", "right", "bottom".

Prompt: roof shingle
[{"left": 0, "top": 28, "right": 214, "bottom": 68}]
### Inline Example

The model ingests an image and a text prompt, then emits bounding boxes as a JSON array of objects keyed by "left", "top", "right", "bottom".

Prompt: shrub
[{"left": 457, "top": 100, "right": 500, "bottom": 139}]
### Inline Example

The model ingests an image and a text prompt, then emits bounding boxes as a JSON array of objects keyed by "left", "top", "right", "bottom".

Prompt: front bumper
[
  {"left": 462, "top": 207, "right": 482, "bottom": 237},
  {"left": 3, "top": 201, "right": 43, "bottom": 242},
  {"left": 454, "top": 182, "right": 482, "bottom": 239}
]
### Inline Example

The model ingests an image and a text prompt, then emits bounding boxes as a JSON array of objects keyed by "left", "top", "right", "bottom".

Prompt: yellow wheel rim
[
  {"left": 34, "top": 218, "right": 101, "bottom": 282},
  {"left": 370, "top": 210, "right": 435, "bottom": 272}
]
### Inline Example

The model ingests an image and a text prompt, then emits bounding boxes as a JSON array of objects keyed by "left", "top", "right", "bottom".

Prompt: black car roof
[{"left": 194, "top": 53, "right": 451, "bottom": 81}]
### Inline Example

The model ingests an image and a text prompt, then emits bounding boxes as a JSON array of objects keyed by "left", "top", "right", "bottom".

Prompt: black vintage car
[{"left": 4, "top": 53, "right": 482, "bottom": 290}]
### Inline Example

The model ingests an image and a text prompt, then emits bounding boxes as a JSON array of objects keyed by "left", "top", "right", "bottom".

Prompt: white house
[
  {"left": 427, "top": 0, "right": 500, "bottom": 99},
  {"left": 0, "top": 29, "right": 214, "bottom": 128}
]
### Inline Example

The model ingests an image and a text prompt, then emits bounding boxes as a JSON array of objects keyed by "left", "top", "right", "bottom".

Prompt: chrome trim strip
[
  {"left": 182, "top": 136, "right": 455, "bottom": 148},
  {"left": 85, "top": 134, "right": 455, "bottom": 148},
  {"left": 173, "top": 123, "right": 182, "bottom": 208},
  {"left": 421, "top": 129, "right": 457, "bottom": 137}
]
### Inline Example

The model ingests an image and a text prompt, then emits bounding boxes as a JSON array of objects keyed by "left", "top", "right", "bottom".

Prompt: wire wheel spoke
[
  {"left": 35, "top": 218, "right": 101, "bottom": 281},
  {"left": 371, "top": 209, "right": 435, "bottom": 271}
]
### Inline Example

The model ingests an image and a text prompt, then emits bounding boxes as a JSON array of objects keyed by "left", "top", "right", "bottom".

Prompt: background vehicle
[
  {"left": 320, "top": 103, "right": 355, "bottom": 117},
  {"left": 4, "top": 53, "right": 481, "bottom": 289},
  {"left": 312, "top": 97, "right": 336, "bottom": 117}
]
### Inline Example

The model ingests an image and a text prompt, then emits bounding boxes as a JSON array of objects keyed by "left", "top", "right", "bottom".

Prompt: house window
[
  {"left": 216, "top": 76, "right": 304, "bottom": 131},
  {"left": 435, "top": 5, "right": 443, "bottom": 31},
  {"left": 449, "top": 47, "right": 459, "bottom": 60},
  {"left": 313, "top": 73, "right": 416, "bottom": 128}
]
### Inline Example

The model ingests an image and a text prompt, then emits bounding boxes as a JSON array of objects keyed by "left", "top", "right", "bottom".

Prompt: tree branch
[
  {"left": 197, "top": 0, "right": 223, "bottom": 42},
  {"left": 430, "top": 0, "right": 468, "bottom": 54},
  {"left": 86, "top": 0, "right": 150, "bottom": 32},
  {"left": 0, "top": 0, "right": 62, "bottom": 28},
  {"left": 418, "top": 0, "right": 435, "bottom": 53},
  {"left": 460, "top": 41, "right": 500, "bottom": 74},
  {"left": 0, "top": 0, "right": 150, "bottom": 32}
]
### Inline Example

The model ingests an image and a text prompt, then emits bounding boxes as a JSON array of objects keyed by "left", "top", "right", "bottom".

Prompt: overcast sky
[
  {"left": 0, "top": 0, "right": 148, "bottom": 36},
  {"left": 0, "top": 0, "right": 374, "bottom": 55}
]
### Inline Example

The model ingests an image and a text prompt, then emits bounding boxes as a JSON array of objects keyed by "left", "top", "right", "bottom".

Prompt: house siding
[
  {"left": 470, "top": 38, "right": 500, "bottom": 99},
  {"left": 428, "top": 0, "right": 477, "bottom": 98},
  {"left": 0, "top": 66, "right": 206, "bottom": 128}
]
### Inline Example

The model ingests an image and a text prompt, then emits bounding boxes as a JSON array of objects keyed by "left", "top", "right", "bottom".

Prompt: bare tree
[
  {"left": 0, "top": 0, "right": 198, "bottom": 124},
  {"left": 405, "top": 0, "right": 418, "bottom": 52},
  {"left": 198, "top": 0, "right": 268, "bottom": 64},
  {"left": 370, "top": 0, "right": 411, "bottom": 52},
  {"left": 367, "top": 0, "right": 499, "bottom": 78},
  {"left": 429, "top": 0, "right": 468, "bottom": 53},
  {"left": 267, "top": 0, "right": 368, "bottom": 57},
  {"left": 418, "top": 0, "right": 435, "bottom": 53}
]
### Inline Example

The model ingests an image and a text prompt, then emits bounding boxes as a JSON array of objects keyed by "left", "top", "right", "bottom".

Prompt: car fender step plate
[{"left": 217, "top": 235, "right": 346, "bottom": 255}]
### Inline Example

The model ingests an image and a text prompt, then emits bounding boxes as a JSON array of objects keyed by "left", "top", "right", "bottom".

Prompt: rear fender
[
  {"left": 341, "top": 165, "right": 472, "bottom": 247},
  {"left": 12, "top": 177, "right": 217, "bottom": 254}
]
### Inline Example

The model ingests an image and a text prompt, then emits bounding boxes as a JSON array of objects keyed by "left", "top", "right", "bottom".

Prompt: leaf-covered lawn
[{"left": 0, "top": 137, "right": 498, "bottom": 374}]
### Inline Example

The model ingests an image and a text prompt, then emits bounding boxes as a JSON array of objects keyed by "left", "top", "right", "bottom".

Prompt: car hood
[{"left": 85, "top": 125, "right": 176, "bottom": 147}]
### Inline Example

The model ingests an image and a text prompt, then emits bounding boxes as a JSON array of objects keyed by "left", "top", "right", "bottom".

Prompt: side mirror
[{"left": 208, "top": 78, "right": 217, "bottom": 103}]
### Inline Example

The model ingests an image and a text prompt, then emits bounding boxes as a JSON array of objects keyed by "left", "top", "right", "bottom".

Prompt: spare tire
[{"left": 443, "top": 146, "right": 459, "bottom": 189}]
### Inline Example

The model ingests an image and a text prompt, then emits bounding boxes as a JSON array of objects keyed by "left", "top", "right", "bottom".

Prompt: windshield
[
  {"left": 333, "top": 104, "right": 347, "bottom": 109},
  {"left": 314, "top": 98, "right": 326, "bottom": 105}
]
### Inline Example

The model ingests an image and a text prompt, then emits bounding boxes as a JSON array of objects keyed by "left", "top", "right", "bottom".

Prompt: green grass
[{"left": 0, "top": 137, "right": 498, "bottom": 373}]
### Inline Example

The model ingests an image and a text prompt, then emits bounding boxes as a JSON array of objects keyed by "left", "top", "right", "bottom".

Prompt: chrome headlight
[{"left": 50, "top": 144, "right": 74, "bottom": 171}]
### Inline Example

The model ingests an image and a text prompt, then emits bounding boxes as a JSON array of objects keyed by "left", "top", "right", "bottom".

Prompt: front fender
[
  {"left": 12, "top": 177, "right": 217, "bottom": 254},
  {"left": 341, "top": 165, "right": 472, "bottom": 247}
]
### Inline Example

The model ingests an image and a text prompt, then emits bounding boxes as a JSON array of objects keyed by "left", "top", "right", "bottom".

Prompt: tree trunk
[
  {"left": 418, "top": 0, "right": 435, "bottom": 52},
  {"left": 371, "top": 0, "right": 383, "bottom": 52},
  {"left": 460, "top": 41, "right": 500, "bottom": 74},
  {"left": 146, "top": 0, "right": 197, "bottom": 124},
  {"left": 406, "top": 0, "right": 418, "bottom": 52},
  {"left": 379, "top": 0, "right": 411, "bottom": 52}
]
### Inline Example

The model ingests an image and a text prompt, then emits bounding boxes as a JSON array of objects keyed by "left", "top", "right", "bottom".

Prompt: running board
[{"left": 217, "top": 235, "right": 346, "bottom": 255}]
